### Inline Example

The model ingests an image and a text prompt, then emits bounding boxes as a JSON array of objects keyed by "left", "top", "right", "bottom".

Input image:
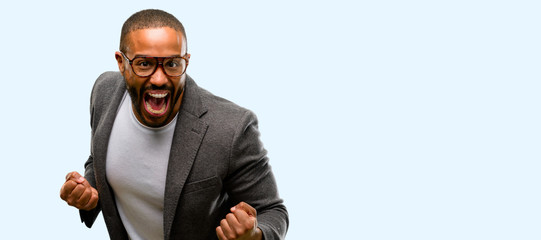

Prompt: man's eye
[
  {"left": 166, "top": 60, "right": 179, "bottom": 68},
  {"left": 134, "top": 59, "right": 154, "bottom": 68}
]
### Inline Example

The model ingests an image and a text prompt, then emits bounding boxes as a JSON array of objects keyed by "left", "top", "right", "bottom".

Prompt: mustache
[{"left": 143, "top": 84, "right": 173, "bottom": 91}]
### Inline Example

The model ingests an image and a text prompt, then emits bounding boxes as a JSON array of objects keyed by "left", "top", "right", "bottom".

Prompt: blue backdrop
[{"left": 0, "top": 1, "right": 539, "bottom": 239}]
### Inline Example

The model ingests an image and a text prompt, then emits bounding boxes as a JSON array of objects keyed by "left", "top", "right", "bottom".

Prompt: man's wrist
[{"left": 255, "top": 227, "right": 263, "bottom": 240}]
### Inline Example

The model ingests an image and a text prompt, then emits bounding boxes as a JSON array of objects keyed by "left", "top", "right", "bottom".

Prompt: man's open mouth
[{"left": 144, "top": 91, "right": 170, "bottom": 116}]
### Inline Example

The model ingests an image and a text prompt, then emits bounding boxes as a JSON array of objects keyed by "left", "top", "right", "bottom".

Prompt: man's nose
[{"left": 149, "top": 64, "right": 168, "bottom": 86}]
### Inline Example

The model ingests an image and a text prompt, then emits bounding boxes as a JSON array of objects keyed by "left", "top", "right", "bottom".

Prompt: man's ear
[
  {"left": 186, "top": 53, "right": 191, "bottom": 67},
  {"left": 115, "top": 51, "right": 125, "bottom": 73}
]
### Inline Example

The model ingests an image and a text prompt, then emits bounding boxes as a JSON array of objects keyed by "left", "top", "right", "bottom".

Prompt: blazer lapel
[
  {"left": 163, "top": 76, "right": 209, "bottom": 240},
  {"left": 92, "top": 74, "right": 130, "bottom": 238}
]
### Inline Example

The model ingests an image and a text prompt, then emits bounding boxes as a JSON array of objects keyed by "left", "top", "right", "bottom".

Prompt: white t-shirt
[{"left": 106, "top": 92, "right": 177, "bottom": 240}]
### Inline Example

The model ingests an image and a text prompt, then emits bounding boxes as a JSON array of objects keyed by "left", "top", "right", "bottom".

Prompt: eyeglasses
[{"left": 120, "top": 51, "right": 189, "bottom": 77}]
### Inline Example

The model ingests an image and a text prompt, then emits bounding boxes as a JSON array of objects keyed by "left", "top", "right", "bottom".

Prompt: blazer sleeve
[
  {"left": 79, "top": 155, "right": 102, "bottom": 227},
  {"left": 78, "top": 74, "right": 104, "bottom": 228},
  {"left": 224, "top": 110, "right": 289, "bottom": 239}
]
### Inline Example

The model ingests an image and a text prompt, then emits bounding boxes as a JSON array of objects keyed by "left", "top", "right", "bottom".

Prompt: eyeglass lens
[{"left": 132, "top": 57, "right": 186, "bottom": 77}]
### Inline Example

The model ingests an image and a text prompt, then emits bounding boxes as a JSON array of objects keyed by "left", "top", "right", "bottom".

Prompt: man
[{"left": 59, "top": 9, "right": 288, "bottom": 240}]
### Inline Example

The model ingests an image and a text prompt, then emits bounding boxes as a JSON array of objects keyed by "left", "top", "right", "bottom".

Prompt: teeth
[{"left": 149, "top": 93, "right": 168, "bottom": 98}]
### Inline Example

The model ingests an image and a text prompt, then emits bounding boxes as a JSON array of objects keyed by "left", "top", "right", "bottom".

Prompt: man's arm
[
  {"left": 78, "top": 155, "right": 102, "bottom": 228},
  {"left": 64, "top": 74, "right": 106, "bottom": 228},
  {"left": 220, "top": 110, "right": 289, "bottom": 240},
  {"left": 60, "top": 169, "right": 101, "bottom": 228}
]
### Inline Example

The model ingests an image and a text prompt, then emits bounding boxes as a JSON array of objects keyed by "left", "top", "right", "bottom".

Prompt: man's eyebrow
[{"left": 133, "top": 54, "right": 182, "bottom": 58}]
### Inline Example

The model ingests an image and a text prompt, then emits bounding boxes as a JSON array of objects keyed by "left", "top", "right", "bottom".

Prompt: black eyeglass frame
[{"left": 120, "top": 51, "right": 189, "bottom": 77}]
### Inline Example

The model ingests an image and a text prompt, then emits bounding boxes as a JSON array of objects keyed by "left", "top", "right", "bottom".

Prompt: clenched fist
[
  {"left": 216, "top": 202, "right": 262, "bottom": 240},
  {"left": 60, "top": 171, "right": 99, "bottom": 211}
]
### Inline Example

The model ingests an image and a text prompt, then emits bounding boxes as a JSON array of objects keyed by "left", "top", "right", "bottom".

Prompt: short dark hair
[{"left": 119, "top": 9, "right": 187, "bottom": 53}]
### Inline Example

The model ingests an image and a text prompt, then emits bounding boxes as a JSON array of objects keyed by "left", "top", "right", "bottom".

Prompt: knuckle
[
  {"left": 80, "top": 194, "right": 90, "bottom": 203},
  {"left": 75, "top": 184, "right": 85, "bottom": 191},
  {"left": 76, "top": 202, "right": 85, "bottom": 209},
  {"left": 244, "top": 221, "right": 253, "bottom": 230},
  {"left": 216, "top": 227, "right": 225, "bottom": 240},
  {"left": 90, "top": 194, "right": 98, "bottom": 203},
  {"left": 235, "top": 228, "right": 245, "bottom": 236},
  {"left": 71, "top": 185, "right": 80, "bottom": 194},
  {"left": 226, "top": 231, "right": 236, "bottom": 239},
  {"left": 74, "top": 194, "right": 84, "bottom": 203},
  {"left": 62, "top": 181, "right": 73, "bottom": 190}
]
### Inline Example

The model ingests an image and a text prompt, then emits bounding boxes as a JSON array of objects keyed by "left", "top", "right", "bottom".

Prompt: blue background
[{"left": 0, "top": 1, "right": 540, "bottom": 239}]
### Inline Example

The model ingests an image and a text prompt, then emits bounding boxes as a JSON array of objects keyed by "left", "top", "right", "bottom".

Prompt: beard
[{"left": 125, "top": 82, "right": 183, "bottom": 127}]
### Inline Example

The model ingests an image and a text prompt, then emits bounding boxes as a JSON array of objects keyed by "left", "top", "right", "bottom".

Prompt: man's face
[{"left": 116, "top": 27, "right": 189, "bottom": 128}]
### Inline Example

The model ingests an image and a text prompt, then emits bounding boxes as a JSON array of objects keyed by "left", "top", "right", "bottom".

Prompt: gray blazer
[{"left": 79, "top": 72, "right": 288, "bottom": 240}]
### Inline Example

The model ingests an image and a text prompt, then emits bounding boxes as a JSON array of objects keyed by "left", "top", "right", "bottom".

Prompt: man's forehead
[
  {"left": 125, "top": 27, "right": 187, "bottom": 54},
  {"left": 127, "top": 27, "right": 185, "bottom": 41}
]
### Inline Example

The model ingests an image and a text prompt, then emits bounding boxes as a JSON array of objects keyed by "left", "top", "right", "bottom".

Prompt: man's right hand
[{"left": 60, "top": 171, "right": 99, "bottom": 211}]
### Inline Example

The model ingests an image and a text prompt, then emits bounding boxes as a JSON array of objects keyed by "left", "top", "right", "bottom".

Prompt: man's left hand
[{"left": 216, "top": 202, "right": 262, "bottom": 240}]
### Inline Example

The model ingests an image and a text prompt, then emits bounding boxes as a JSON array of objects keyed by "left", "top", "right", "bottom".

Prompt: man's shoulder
[
  {"left": 186, "top": 77, "right": 256, "bottom": 127},
  {"left": 93, "top": 71, "right": 124, "bottom": 90},
  {"left": 90, "top": 71, "right": 125, "bottom": 110},
  {"left": 91, "top": 71, "right": 124, "bottom": 98},
  {"left": 194, "top": 82, "right": 250, "bottom": 117}
]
